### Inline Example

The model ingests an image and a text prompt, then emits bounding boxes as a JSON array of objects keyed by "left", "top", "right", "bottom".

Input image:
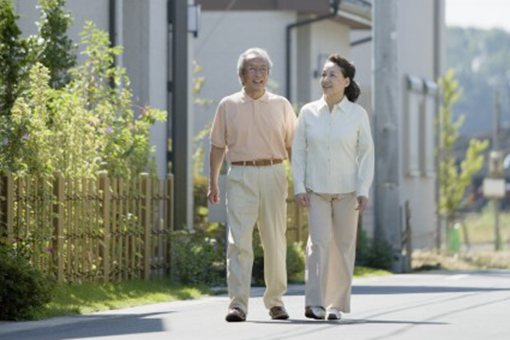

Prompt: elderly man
[{"left": 208, "top": 47, "right": 296, "bottom": 322}]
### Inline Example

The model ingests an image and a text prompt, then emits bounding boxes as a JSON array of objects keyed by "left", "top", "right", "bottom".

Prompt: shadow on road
[
  {"left": 1, "top": 311, "right": 173, "bottom": 340},
  {"left": 248, "top": 318, "right": 447, "bottom": 326},
  {"left": 351, "top": 285, "right": 510, "bottom": 294}
]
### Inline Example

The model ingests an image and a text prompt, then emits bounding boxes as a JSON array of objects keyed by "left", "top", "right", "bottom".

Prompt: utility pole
[
  {"left": 492, "top": 90, "right": 503, "bottom": 251},
  {"left": 373, "top": 0, "right": 404, "bottom": 271},
  {"left": 168, "top": 0, "right": 192, "bottom": 229}
]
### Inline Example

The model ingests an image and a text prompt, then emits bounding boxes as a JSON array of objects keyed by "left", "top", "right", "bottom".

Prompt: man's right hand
[
  {"left": 208, "top": 145, "right": 226, "bottom": 205},
  {"left": 208, "top": 184, "right": 221, "bottom": 204}
]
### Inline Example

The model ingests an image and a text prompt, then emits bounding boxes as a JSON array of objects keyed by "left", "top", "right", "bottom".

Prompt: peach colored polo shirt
[{"left": 210, "top": 89, "right": 296, "bottom": 163}]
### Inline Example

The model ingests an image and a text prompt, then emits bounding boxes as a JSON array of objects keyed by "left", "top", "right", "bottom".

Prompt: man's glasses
[{"left": 245, "top": 67, "right": 268, "bottom": 75}]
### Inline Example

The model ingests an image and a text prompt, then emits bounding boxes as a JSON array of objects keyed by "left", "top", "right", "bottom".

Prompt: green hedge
[{"left": 0, "top": 246, "right": 55, "bottom": 320}]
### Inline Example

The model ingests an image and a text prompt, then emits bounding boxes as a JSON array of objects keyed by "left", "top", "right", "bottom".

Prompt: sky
[{"left": 446, "top": 0, "right": 510, "bottom": 32}]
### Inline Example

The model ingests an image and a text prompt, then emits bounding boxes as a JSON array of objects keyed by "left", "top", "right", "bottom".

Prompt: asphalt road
[{"left": 1, "top": 270, "right": 509, "bottom": 340}]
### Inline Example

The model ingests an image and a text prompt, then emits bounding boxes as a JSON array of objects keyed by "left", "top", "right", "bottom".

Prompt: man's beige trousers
[
  {"left": 305, "top": 192, "right": 359, "bottom": 312},
  {"left": 225, "top": 164, "right": 288, "bottom": 314}
]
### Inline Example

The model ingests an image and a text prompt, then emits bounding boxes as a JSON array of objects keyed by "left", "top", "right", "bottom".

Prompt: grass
[
  {"left": 461, "top": 209, "right": 510, "bottom": 245},
  {"left": 412, "top": 249, "right": 510, "bottom": 271},
  {"left": 32, "top": 278, "right": 209, "bottom": 320},
  {"left": 409, "top": 209, "right": 510, "bottom": 271},
  {"left": 33, "top": 266, "right": 389, "bottom": 320},
  {"left": 354, "top": 266, "right": 391, "bottom": 277}
]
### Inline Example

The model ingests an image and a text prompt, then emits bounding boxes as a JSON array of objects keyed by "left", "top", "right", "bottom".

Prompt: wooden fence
[{"left": 0, "top": 171, "right": 174, "bottom": 283}]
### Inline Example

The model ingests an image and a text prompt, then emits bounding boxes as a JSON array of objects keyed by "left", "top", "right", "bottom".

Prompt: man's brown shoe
[
  {"left": 269, "top": 306, "right": 289, "bottom": 320},
  {"left": 225, "top": 307, "right": 246, "bottom": 322}
]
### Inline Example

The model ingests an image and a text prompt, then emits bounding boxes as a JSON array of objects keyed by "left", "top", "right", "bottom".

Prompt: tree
[
  {"left": 447, "top": 27, "right": 510, "bottom": 136},
  {"left": 34, "top": 0, "right": 76, "bottom": 88},
  {"left": 0, "top": 0, "right": 29, "bottom": 116},
  {"left": 438, "top": 70, "right": 489, "bottom": 249},
  {"left": 0, "top": 22, "right": 166, "bottom": 179}
]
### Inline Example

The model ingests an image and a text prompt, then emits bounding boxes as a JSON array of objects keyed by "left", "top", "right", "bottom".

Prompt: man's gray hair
[{"left": 236, "top": 47, "right": 273, "bottom": 79}]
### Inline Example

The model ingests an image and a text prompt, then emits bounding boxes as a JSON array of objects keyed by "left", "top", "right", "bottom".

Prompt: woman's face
[{"left": 320, "top": 61, "right": 350, "bottom": 98}]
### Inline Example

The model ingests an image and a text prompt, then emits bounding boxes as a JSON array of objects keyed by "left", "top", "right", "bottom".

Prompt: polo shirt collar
[{"left": 241, "top": 88, "right": 269, "bottom": 102}]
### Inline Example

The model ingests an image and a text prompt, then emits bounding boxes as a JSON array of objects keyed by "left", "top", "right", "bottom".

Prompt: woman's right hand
[{"left": 295, "top": 193, "right": 310, "bottom": 208}]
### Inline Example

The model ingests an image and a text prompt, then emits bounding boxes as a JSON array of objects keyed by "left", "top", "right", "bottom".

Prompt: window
[{"left": 405, "top": 75, "right": 437, "bottom": 177}]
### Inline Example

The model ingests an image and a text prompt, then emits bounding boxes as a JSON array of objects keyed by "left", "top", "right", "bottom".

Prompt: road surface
[{"left": 1, "top": 270, "right": 509, "bottom": 340}]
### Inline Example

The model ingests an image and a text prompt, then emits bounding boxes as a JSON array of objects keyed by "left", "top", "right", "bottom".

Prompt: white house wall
[
  {"left": 309, "top": 20, "right": 350, "bottom": 101},
  {"left": 193, "top": 11, "right": 356, "bottom": 172},
  {"left": 295, "top": 16, "right": 350, "bottom": 106},
  {"left": 351, "top": 29, "right": 375, "bottom": 238},
  {"left": 192, "top": 10, "right": 297, "bottom": 171},
  {"left": 121, "top": 0, "right": 169, "bottom": 179},
  {"left": 14, "top": 0, "right": 109, "bottom": 65},
  {"left": 397, "top": 0, "right": 440, "bottom": 248}
]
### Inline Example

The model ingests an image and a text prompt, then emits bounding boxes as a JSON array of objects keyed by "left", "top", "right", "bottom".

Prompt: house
[
  {"left": 194, "top": 0, "right": 446, "bottom": 262},
  {"left": 12, "top": 0, "right": 446, "bottom": 258}
]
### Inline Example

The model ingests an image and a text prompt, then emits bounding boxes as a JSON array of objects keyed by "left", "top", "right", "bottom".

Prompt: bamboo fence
[{"left": 0, "top": 171, "right": 174, "bottom": 283}]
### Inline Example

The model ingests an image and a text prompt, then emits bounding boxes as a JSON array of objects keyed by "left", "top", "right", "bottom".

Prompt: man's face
[{"left": 240, "top": 55, "right": 269, "bottom": 94}]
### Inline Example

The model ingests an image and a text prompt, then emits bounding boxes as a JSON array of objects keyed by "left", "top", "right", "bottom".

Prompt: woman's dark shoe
[
  {"left": 305, "top": 306, "right": 326, "bottom": 320},
  {"left": 326, "top": 308, "right": 341, "bottom": 320}
]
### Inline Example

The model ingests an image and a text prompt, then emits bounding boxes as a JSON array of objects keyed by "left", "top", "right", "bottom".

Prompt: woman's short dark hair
[{"left": 328, "top": 54, "right": 361, "bottom": 102}]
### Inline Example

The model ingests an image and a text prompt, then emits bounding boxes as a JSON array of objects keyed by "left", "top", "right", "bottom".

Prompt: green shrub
[
  {"left": 171, "top": 229, "right": 225, "bottom": 286},
  {"left": 252, "top": 237, "right": 306, "bottom": 286},
  {"left": 355, "top": 228, "right": 371, "bottom": 266},
  {"left": 0, "top": 246, "right": 54, "bottom": 320},
  {"left": 356, "top": 230, "right": 394, "bottom": 271},
  {"left": 287, "top": 241, "right": 306, "bottom": 282},
  {"left": 193, "top": 175, "right": 209, "bottom": 229}
]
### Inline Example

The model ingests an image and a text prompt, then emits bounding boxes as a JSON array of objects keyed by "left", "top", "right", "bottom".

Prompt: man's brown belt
[{"left": 231, "top": 159, "right": 283, "bottom": 166}]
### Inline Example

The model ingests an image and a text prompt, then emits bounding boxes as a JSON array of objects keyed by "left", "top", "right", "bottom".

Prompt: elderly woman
[{"left": 291, "top": 54, "right": 374, "bottom": 320}]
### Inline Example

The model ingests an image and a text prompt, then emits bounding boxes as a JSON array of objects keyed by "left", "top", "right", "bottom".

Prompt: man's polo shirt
[{"left": 210, "top": 89, "right": 296, "bottom": 163}]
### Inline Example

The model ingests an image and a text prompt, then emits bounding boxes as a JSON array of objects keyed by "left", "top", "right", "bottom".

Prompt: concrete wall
[
  {"left": 121, "top": 0, "right": 168, "bottom": 179},
  {"left": 351, "top": 0, "right": 444, "bottom": 249},
  {"left": 397, "top": 0, "right": 441, "bottom": 248},
  {"left": 351, "top": 28, "right": 375, "bottom": 237}
]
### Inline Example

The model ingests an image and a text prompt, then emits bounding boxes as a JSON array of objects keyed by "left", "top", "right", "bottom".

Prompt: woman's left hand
[{"left": 355, "top": 196, "right": 368, "bottom": 214}]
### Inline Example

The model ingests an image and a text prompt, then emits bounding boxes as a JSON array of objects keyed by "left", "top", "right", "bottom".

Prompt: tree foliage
[
  {"left": 438, "top": 70, "right": 489, "bottom": 220},
  {"left": 447, "top": 27, "right": 510, "bottom": 136},
  {"left": 0, "top": 22, "right": 166, "bottom": 178},
  {"left": 0, "top": 0, "right": 30, "bottom": 116},
  {"left": 35, "top": 0, "right": 76, "bottom": 88}
]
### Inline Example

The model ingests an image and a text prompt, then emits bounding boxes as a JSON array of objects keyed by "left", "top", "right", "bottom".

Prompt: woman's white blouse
[{"left": 291, "top": 96, "right": 374, "bottom": 197}]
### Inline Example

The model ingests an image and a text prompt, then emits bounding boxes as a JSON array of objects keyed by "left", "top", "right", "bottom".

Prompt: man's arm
[{"left": 208, "top": 145, "right": 226, "bottom": 204}]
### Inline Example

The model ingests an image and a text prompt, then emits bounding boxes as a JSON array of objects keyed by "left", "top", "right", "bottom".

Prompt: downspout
[
  {"left": 351, "top": 36, "right": 372, "bottom": 46},
  {"left": 433, "top": 0, "right": 443, "bottom": 251},
  {"left": 285, "top": 0, "right": 341, "bottom": 101},
  {"left": 109, "top": 0, "right": 116, "bottom": 50},
  {"left": 108, "top": 0, "right": 116, "bottom": 88}
]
